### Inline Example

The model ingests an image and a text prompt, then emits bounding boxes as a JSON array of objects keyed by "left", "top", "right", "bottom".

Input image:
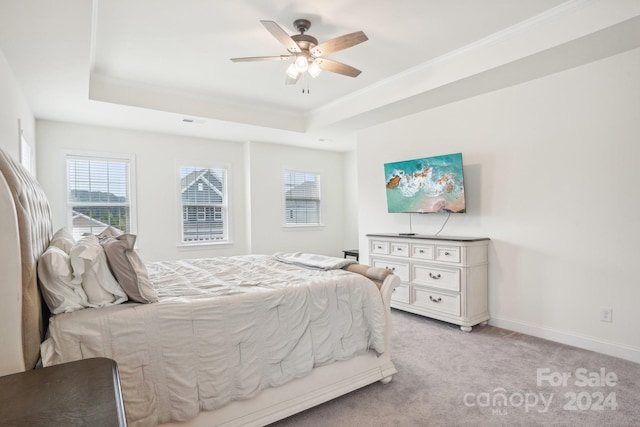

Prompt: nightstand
[
  {"left": 343, "top": 249, "right": 359, "bottom": 261},
  {"left": 0, "top": 357, "right": 127, "bottom": 426}
]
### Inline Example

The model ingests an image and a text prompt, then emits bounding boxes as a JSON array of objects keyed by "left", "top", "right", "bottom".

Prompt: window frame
[
  {"left": 64, "top": 150, "right": 137, "bottom": 239},
  {"left": 178, "top": 164, "right": 230, "bottom": 246},
  {"left": 282, "top": 169, "right": 323, "bottom": 228}
]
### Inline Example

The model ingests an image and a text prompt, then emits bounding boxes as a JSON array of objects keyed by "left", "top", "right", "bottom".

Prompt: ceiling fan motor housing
[
  {"left": 293, "top": 19, "right": 311, "bottom": 34},
  {"left": 292, "top": 34, "right": 318, "bottom": 51},
  {"left": 292, "top": 19, "right": 317, "bottom": 68}
]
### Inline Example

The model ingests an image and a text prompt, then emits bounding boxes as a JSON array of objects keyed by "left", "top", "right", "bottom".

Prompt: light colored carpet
[{"left": 270, "top": 309, "right": 640, "bottom": 426}]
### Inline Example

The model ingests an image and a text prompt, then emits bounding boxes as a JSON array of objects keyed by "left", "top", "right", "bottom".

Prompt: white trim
[
  {"left": 311, "top": 0, "right": 596, "bottom": 117},
  {"left": 176, "top": 240, "right": 233, "bottom": 249},
  {"left": 282, "top": 224, "right": 325, "bottom": 231},
  {"left": 489, "top": 316, "right": 640, "bottom": 364},
  {"left": 18, "top": 119, "right": 32, "bottom": 174}
]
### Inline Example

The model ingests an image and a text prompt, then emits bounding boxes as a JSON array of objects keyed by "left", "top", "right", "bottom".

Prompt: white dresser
[{"left": 367, "top": 233, "right": 490, "bottom": 331}]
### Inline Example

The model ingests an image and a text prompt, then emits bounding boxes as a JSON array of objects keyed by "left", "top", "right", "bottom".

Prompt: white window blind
[
  {"left": 284, "top": 170, "right": 321, "bottom": 225},
  {"left": 66, "top": 155, "right": 133, "bottom": 240},
  {"left": 180, "top": 166, "right": 228, "bottom": 243}
]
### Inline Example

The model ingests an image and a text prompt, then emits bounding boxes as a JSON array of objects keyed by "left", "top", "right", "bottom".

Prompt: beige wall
[
  {"left": 36, "top": 121, "right": 351, "bottom": 261},
  {"left": 36, "top": 121, "right": 248, "bottom": 261},
  {"left": 246, "top": 141, "right": 347, "bottom": 257},
  {"left": 357, "top": 48, "right": 640, "bottom": 362},
  {"left": 0, "top": 50, "right": 35, "bottom": 168}
]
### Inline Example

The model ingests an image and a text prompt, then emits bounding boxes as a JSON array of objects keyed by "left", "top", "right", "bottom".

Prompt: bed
[{"left": 0, "top": 146, "right": 400, "bottom": 427}]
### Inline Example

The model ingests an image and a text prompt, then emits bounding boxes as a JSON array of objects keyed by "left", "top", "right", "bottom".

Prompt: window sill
[
  {"left": 177, "top": 240, "right": 232, "bottom": 249},
  {"left": 282, "top": 224, "right": 325, "bottom": 231}
]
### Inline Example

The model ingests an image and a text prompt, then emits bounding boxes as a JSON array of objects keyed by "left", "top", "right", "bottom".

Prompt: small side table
[
  {"left": 0, "top": 357, "right": 127, "bottom": 426},
  {"left": 343, "top": 249, "right": 359, "bottom": 261}
]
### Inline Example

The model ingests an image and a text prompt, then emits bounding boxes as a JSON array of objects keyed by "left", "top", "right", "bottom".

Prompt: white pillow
[
  {"left": 69, "top": 234, "right": 128, "bottom": 307},
  {"left": 49, "top": 227, "right": 75, "bottom": 254},
  {"left": 38, "top": 246, "right": 90, "bottom": 314}
]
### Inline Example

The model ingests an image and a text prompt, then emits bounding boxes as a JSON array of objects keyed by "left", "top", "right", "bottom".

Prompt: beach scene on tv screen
[{"left": 384, "top": 153, "right": 466, "bottom": 213}]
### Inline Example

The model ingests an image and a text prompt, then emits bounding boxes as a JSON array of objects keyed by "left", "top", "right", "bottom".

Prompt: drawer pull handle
[
  {"left": 429, "top": 272, "right": 441, "bottom": 279},
  {"left": 386, "top": 266, "right": 396, "bottom": 272},
  {"left": 444, "top": 251, "right": 450, "bottom": 256},
  {"left": 396, "top": 248, "right": 403, "bottom": 251},
  {"left": 429, "top": 296, "right": 442, "bottom": 303},
  {"left": 419, "top": 249, "right": 424, "bottom": 253},
  {"left": 377, "top": 246, "right": 382, "bottom": 249}
]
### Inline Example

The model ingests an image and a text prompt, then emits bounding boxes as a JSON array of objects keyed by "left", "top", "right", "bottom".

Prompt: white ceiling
[{"left": 1, "top": 0, "right": 639, "bottom": 151}]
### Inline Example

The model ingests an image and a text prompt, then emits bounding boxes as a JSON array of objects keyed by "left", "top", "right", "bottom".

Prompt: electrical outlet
[{"left": 600, "top": 307, "right": 613, "bottom": 323}]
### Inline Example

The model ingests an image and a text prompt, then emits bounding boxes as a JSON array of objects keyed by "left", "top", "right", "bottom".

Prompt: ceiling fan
[{"left": 230, "top": 19, "right": 368, "bottom": 85}]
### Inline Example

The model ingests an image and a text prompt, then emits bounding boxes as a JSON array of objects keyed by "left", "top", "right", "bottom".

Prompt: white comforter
[{"left": 41, "top": 255, "right": 386, "bottom": 426}]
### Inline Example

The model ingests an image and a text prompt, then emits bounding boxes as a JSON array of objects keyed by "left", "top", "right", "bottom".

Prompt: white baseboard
[{"left": 489, "top": 317, "right": 640, "bottom": 365}]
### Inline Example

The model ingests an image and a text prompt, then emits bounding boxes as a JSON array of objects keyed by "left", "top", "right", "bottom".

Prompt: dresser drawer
[
  {"left": 412, "top": 265, "right": 460, "bottom": 291},
  {"left": 371, "top": 241, "right": 390, "bottom": 255},
  {"left": 413, "top": 288, "right": 460, "bottom": 316},
  {"left": 372, "top": 259, "right": 410, "bottom": 282},
  {"left": 367, "top": 234, "right": 489, "bottom": 332},
  {"left": 435, "top": 245, "right": 461, "bottom": 263},
  {"left": 391, "top": 284, "right": 410, "bottom": 304},
  {"left": 391, "top": 243, "right": 409, "bottom": 257},
  {"left": 411, "top": 244, "right": 434, "bottom": 260}
]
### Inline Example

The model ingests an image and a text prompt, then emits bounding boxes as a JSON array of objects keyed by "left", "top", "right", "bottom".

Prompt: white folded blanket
[{"left": 275, "top": 252, "right": 357, "bottom": 270}]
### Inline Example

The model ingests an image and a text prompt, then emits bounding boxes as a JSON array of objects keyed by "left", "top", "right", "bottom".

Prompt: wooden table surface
[{"left": 0, "top": 357, "right": 127, "bottom": 426}]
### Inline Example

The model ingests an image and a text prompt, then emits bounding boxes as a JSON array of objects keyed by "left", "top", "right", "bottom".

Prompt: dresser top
[{"left": 366, "top": 233, "right": 490, "bottom": 242}]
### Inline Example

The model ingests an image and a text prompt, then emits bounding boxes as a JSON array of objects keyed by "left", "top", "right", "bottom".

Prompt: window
[
  {"left": 180, "top": 166, "right": 228, "bottom": 243},
  {"left": 283, "top": 170, "right": 321, "bottom": 226},
  {"left": 66, "top": 153, "right": 135, "bottom": 240}
]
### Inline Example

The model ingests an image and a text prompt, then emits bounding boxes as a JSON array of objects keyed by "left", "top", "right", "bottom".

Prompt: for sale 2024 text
[{"left": 537, "top": 368, "right": 618, "bottom": 411}]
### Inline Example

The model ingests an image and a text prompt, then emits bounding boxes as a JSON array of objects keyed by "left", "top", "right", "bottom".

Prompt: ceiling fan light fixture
[
  {"left": 286, "top": 63, "right": 300, "bottom": 79},
  {"left": 294, "top": 54, "right": 309, "bottom": 72},
  {"left": 308, "top": 60, "right": 322, "bottom": 78}
]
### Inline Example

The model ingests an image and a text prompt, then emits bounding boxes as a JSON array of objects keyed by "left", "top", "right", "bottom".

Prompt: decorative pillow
[
  {"left": 98, "top": 226, "right": 122, "bottom": 239},
  {"left": 49, "top": 227, "right": 75, "bottom": 254},
  {"left": 69, "top": 234, "right": 128, "bottom": 307},
  {"left": 343, "top": 263, "right": 392, "bottom": 290},
  {"left": 38, "top": 245, "right": 90, "bottom": 314},
  {"left": 100, "top": 233, "right": 158, "bottom": 303}
]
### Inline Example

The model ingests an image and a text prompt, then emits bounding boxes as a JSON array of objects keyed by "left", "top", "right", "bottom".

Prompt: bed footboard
[{"left": 162, "top": 270, "right": 400, "bottom": 427}]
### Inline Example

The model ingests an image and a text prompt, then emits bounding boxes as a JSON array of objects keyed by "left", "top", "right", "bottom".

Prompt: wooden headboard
[{"left": 0, "top": 147, "right": 53, "bottom": 375}]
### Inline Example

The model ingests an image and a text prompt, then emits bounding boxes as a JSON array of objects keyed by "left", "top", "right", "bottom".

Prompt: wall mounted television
[{"left": 384, "top": 152, "right": 466, "bottom": 214}]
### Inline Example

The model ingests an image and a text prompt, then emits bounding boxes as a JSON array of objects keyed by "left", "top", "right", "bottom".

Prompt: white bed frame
[{"left": 0, "top": 146, "right": 400, "bottom": 426}]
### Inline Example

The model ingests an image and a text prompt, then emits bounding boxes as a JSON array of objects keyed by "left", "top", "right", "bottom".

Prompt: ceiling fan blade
[
  {"left": 310, "top": 31, "right": 368, "bottom": 57},
  {"left": 230, "top": 55, "right": 292, "bottom": 62},
  {"left": 315, "top": 58, "right": 362, "bottom": 77},
  {"left": 260, "top": 20, "right": 301, "bottom": 54}
]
